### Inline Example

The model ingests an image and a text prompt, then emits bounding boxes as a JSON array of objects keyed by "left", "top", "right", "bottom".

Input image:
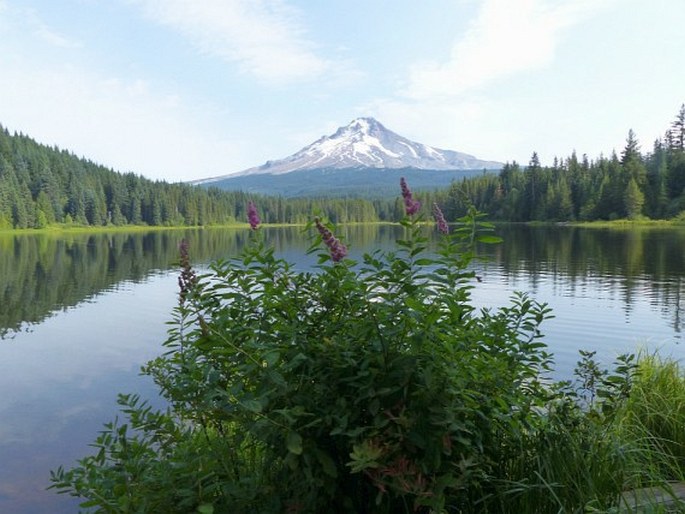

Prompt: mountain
[{"left": 194, "top": 117, "right": 502, "bottom": 197}]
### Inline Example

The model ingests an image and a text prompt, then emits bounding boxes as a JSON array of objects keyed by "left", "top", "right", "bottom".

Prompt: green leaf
[
  {"left": 263, "top": 350, "right": 280, "bottom": 367},
  {"left": 197, "top": 504, "right": 215, "bottom": 514},
  {"left": 315, "top": 449, "right": 338, "bottom": 478},
  {"left": 410, "top": 246, "right": 426, "bottom": 257},
  {"left": 348, "top": 441, "right": 383, "bottom": 473},
  {"left": 242, "top": 399, "right": 263, "bottom": 413},
  {"left": 369, "top": 398, "right": 380, "bottom": 416},
  {"left": 286, "top": 431, "right": 303, "bottom": 455}
]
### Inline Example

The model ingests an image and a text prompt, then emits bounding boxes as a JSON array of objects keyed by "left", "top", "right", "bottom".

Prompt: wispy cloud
[
  {"left": 128, "top": 0, "right": 331, "bottom": 83},
  {"left": 0, "top": 2, "right": 81, "bottom": 48},
  {"left": 0, "top": 62, "right": 249, "bottom": 181},
  {"left": 403, "top": 0, "right": 615, "bottom": 99},
  {"left": 30, "top": 17, "right": 82, "bottom": 49}
]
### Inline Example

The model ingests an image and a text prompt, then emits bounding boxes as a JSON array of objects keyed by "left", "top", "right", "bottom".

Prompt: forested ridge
[
  {"left": 442, "top": 105, "right": 685, "bottom": 222},
  {"left": 1, "top": 105, "right": 684, "bottom": 229},
  {"left": 0, "top": 126, "right": 384, "bottom": 228}
]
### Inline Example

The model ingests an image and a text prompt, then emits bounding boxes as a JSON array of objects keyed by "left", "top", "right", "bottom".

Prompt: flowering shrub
[{"left": 51, "top": 181, "right": 570, "bottom": 513}]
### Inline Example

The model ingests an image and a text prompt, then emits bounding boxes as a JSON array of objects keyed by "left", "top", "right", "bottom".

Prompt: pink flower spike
[
  {"left": 400, "top": 177, "right": 421, "bottom": 216},
  {"left": 432, "top": 203, "right": 449, "bottom": 234},
  {"left": 177, "top": 239, "right": 197, "bottom": 305},
  {"left": 247, "top": 201, "right": 261, "bottom": 230},
  {"left": 315, "top": 217, "right": 348, "bottom": 262}
]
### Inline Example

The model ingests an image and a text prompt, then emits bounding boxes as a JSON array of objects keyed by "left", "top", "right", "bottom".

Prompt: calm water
[{"left": 0, "top": 225, "right": 684, "bottom": 513}]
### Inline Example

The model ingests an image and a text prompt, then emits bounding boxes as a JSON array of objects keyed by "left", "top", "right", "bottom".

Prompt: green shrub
[{"left": 50, "top": 182, "right": 685, "bottom": 513}]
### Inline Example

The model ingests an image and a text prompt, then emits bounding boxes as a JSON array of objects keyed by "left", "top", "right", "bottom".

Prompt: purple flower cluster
[
  {"left": 247, "top": 201, "right": 261, "bottom": 230},
  {"left": 315, "top": 217, "right": 348, "bottom": 262},
  {"left": 178, "top": 239, "right": 197, "bottom": 305},
  {"left": 432, "top": 203, "right": 449, "bottom": 234},
  {"left": 400, "top": 177, "right": 421, "bottom": 215}
]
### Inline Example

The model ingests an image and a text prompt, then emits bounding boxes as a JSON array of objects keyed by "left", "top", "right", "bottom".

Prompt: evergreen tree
[
  {"left": 624, "top": 178, "right": 644, "bottom": 219},
  {"left": 672, "top": 104, "right": 685, "bottom": 151},
  {"left": 621, "top": 129, "right": 641, "bottom": 165},
  {"left": 524, "top": 152, "right": 545, "bottom": 220}
]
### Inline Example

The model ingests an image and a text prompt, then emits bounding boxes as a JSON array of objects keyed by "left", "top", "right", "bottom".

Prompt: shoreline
[{"left": 2, "top": 217, "right": 685, "bottom": 235}]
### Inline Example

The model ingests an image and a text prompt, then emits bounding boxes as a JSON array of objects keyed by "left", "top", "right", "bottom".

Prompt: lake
[{"left": 1, "top": 224, "right": 684, "bottom": 513}]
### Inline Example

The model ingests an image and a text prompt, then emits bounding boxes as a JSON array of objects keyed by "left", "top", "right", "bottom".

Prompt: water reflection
[
  {"left": 1, "top": 225, "right": 684, "bottom": 339},
  {"left": 0, "top": 275, "right": 176, "bottom": 513},
  {"left": 0, "top": 226, "right": 404, "bottom": 338},
  {"left": 481, "top": 225, "right": 685, "bottom": 335},
  {"left": 0, "top": 229, "right": 243, "bottom": 337}
]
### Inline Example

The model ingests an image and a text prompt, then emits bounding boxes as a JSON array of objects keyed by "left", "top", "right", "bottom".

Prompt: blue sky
[{"left": 0, "top": 0, "right": 683, "bottom": 182}]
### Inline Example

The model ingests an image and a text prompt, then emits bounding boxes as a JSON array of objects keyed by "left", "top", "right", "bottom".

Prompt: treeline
[
  {"left": 441, "top": 105, "right": 685, "bottom": 222},
  {"left": 3, "top": 105, "right": 685, "bottom": 229},
  {"left": 0, "top": 126, "right": 384, "bottom": 229}
]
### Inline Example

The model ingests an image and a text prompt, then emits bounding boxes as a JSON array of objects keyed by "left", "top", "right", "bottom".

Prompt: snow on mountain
[{"left": 194, "top": 117, "right": 501, "bottom": 184}]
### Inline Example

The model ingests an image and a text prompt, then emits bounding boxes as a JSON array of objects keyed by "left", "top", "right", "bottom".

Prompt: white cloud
[
  {"left": 0, "top": 3, "right": 82, "bottom": 48},
  {"left": 403, "top": 0, "right": 616, "bottom": 99},
  {"left": 357, "top": 0, "right": 625, "bottom": 166},
  {"left": 30, "top": 14, "right": 82, "bottom": 49},
  {"left": 127, "top": 0, "right": 331, "bottom": 83}
]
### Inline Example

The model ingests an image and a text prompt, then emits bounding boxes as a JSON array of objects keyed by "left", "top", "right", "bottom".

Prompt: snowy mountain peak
[
  {"left": 196, "top": 118, "right": 502, "bottom": 183},
  {"left": 340, "top": 117, "right": 382, "bottom": 135},
  {"left": 296, "top": 117, "right": 408, "bottom": 170}
]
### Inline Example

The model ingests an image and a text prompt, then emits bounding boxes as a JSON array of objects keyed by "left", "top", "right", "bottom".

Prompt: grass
[
  {"left": 0, "top": 222, "right": 247, "bottom": 235},
  {"left": 570, "top": 216, "right": 685, "bottom": 228},
  {"left": 472, "top": 353, "right": 685, "bottom": 513},
  {"left": 0, "top": 220, "right": 409, "bottom": 235},
  {"left": 3, "top": 216, "right": 685, "bottom": 235},
  {"left": 618, "top": 355, "right": 685, "bottom": 482}
]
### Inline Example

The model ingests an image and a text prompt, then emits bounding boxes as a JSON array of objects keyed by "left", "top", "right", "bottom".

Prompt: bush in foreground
[{"left": 51, "top": 182, "right": 685, "bottom": 513}]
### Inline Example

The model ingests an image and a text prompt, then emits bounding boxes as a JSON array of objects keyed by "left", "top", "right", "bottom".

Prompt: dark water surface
[{"left": 0, "top": 224, "right": 683, "bottom": 512}]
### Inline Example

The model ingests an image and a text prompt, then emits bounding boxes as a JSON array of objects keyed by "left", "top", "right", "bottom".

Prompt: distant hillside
[
  {"left": 199, "top": 166, "right": 493, "bottom": 198},
  {"left": 0, "top": 124, "right": 264, "bottom": 228}
]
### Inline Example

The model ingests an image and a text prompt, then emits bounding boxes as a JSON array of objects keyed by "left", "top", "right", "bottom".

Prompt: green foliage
[
  {"left": 51, "top": 204, "right": 563, "bottom": 512},
  {"left": 49, "top": 201, "right": 685, "bottom": 513},
  {"left": 624, "top": 178, "right": 645, "bottom": 219}
]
